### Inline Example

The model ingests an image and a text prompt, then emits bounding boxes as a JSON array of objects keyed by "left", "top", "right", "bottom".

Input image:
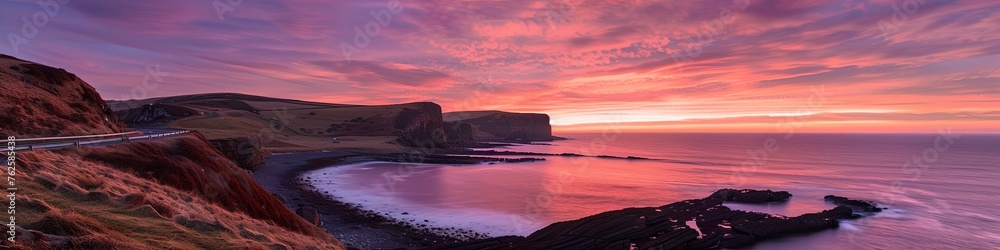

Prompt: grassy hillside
[
  {"left": 0, "top": 54, "right": 127, "bottom": 137},
  {"left": 109, "top": 93, "right": 447, "bottom": 152},
  {"left": 3, "top": 134, "right": 343, "bottom": 249},
  {"left": 0, "top": 56, "right": 343, "bottom": 249}
]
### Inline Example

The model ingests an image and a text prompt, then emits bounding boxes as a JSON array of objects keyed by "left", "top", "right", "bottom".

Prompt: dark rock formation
[
  {"left": 824, "top": 195, "right": 885, "bottom": 213},
  {"left": 394, "top": 102, "right": 448, "bottom": 148},
  {"left": 431, "top": 189, "right": 882, "bottom": 250},
  {"left": 115, "top": 103, "right": 200, "bottom": 124},
  {"left": 296, "top": 206, "right": 321, "bottom": 226},
  {"left": 443, "top": 111, "right": 554, "bottom": 141},
  {"left": 208, "top": 136, "right": 269, "bottom": 172},
  {"left": 711, "top": 188, "right": 792, "bottom": 203},
  {"left": 0, "top": 54, "right": 127, "bottom": 137},
  {"left": 443, "top": 121, "right": 476, "bottom": 146}
]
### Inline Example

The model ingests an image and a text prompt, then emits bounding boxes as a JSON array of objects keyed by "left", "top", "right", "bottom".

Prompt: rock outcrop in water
[
  {"left": 824, "top": 195, "right": 885, "bottom": 213},
  {"left": 712, "top": 188, "right": 792, "bottom": 203},
  {"left": 432, "top": 189, "right": 882, "bottom": 250}
]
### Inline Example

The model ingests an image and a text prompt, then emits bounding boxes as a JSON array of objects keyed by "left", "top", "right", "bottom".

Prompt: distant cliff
[
  {"left": 444, "top": 111, "right": 554, "bottom": 141},
  {"left": 0, "top": 54, "right": 127, "bottom": 137},
  {"left": 443, "top": 121, "right": 476, "bottom": 146},
  {"left": 394, "top": 102, "right": 447, "bottom": 148}
]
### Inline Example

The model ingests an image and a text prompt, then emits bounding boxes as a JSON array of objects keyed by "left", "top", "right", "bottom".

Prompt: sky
[{"left": 2, "top": 0, "right": 998, "bottom": 133}]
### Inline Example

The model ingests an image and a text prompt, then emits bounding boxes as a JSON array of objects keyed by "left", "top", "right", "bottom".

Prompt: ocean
[{"left": 305, "top": 133, "right": 1000, "bottom": 249}]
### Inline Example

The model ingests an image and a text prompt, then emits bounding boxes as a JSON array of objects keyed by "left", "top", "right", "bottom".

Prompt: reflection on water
[{"left": 306, "top": 133, "right": 1000, "bottom": 249}]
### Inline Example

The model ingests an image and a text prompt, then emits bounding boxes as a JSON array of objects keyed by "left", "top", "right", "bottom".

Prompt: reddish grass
[
  {"left": 0, "top": 55, "right": 127, "bottom": 137},
  {"left": 121, "top": 193, "right": 174, "bottom": 218},
  {"left": 27, "top": 211, "right": 108, "bottom": 237},
  {"left": 63, "top": 133, "right": 325, "bottom": 238},
  {"left": 3, "top": 142, "right": 343, "bottom": 249}
]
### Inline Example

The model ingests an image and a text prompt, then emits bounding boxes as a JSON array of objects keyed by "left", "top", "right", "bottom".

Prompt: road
[{"left": 6, "top": 129, "right": 190, "bottom": 152}]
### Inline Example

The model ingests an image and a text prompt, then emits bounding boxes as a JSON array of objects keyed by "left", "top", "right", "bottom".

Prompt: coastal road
[{"left": 6, "top": 128, "right": 190, "bottom": 152}]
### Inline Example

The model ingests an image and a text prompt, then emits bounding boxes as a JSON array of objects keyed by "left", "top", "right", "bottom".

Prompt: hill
[
  {"left": 0, "top": 54, "right": 127, "bottom": 137},
  {"left": 108, "top": 93, "right": 447, "bottom": 152},
  {"left": 8, "top": 134, "right": 343, "bottom": 249},
  {"left": 0, "top": 54, "right": 343, "bottom": 249}
]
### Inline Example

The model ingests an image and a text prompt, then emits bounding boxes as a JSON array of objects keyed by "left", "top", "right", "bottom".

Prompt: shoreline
[
  {"left": 257, "top": 147, "right": 893, "bottom": 249},
  {"left": 253, "top": 145, "right": 667, "bottom": 249},
  {"left": 255, "top": 151, "right": 462, "bottom": 249}
]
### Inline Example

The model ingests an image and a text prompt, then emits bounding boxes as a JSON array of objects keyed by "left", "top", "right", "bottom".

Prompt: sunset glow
[{"left": 2, "top": 0, "right": 998, "bottom": 133}]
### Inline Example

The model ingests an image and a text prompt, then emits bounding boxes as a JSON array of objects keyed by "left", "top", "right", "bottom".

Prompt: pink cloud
[{"left": 0, "top": 0, "right": 998, "bottom": 132}]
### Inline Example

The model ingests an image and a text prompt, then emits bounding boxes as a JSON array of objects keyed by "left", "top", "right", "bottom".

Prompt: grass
[
  {"left": 116, "top": 94, "right": 438, "bottom": 152},
  {"left": 0, "top": 55, "right": 127, "bottom": 137},
  {"left": 173, "top": 110, "right": 408, "bottom": 152},
  {"left": 0, "top": 137, "right": 344, "bottom": 249}
]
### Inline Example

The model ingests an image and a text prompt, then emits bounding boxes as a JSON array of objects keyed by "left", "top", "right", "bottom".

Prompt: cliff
[
  {"left": 209, "top": 136, "right": 269, "bottom": 172},
  {"left": 0, "top": 54, "right": 127, "bottom": 137},
  {"left": 443, "top": 121, "right": 476, "bottom": 146},
  {"left": 443, "top": 111, "right": 554, "bottom": 141},
  {"left": 393, "top": 102, "right": 447, "bottom": 148}
]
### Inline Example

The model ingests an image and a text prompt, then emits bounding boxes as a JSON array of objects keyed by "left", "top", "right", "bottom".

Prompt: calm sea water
[{"left": 305, "top": 133, "right": 1000, "bottom": 249}]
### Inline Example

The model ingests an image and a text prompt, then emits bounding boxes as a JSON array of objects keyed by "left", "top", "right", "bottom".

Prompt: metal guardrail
[
  {"left": 6, "top": 130, "right": 190, "bottom": 152},
  {"left": 12, "top": 131, "right": 142, "bottom": 144}
]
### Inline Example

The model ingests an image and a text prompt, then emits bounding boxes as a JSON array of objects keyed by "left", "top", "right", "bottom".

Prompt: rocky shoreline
[
  {"left": 258, "top": 151, "right": 886, "bottom": 250},
  {"left": 432, "top": 189, "right": 884, "bottom": 249},
  {"left": 255, "top": 151, "right": 552, "bottom": 249},
  {"left": 256, "top": 152, "right": 458, "bottom": 249}
]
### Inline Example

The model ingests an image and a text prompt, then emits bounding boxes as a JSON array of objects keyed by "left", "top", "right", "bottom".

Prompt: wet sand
[{"left": 254, "top": 151, "right": 461, "bottom": 249}]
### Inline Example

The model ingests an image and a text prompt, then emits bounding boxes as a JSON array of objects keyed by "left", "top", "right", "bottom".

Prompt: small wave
[
  {"left": 872, "top": 207, "right": 909, "bottom": 220},
  {"left": 838, "top": 220, "right": 861, "bottom": 231},
  {"left": 658, "top": 158, "right": 739, "bottom": 167}
]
